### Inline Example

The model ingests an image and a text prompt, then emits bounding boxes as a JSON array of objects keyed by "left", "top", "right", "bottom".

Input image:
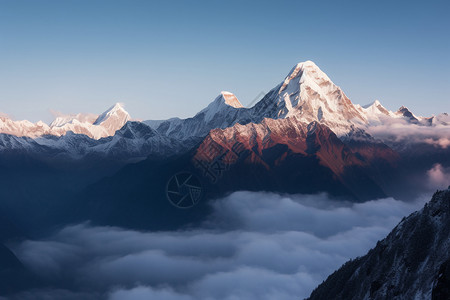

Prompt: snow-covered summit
[
  {"left": 220, "top": 91, "right": 244, "bottom": 108},
  {"left": 93, "top": 103, "right": 130, "bottom": 137},
  {"left": 94, "top": 103, "right": 129, "bottom": 125},
  {"left": 250, "top": 60, "right": 447, "bottom": 135},
  {"left": 0, "top": 103, "right": 131, "bottom": 140},
  {"left": 0, "top": 116, "right": 51, "bottom": 137},
  {"left": 252, "top": 60, "right": 368, "bottom": 135},
  {"left": 50, "top": 113, "right": 97, "bottom": 127},
  {"left": 199, "top": 92, "right": 244, "bottom": 122}
]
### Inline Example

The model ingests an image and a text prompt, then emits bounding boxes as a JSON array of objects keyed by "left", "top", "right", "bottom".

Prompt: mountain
[
  {"left": 0, "top": 61, "right": 448, "bottom": 164},
  {"left": 146, "top": 91, "right": 252, "bottom": 141},
  {"left": 193, "top": 117, "right": 392, "bottom": 200},
  {"left": 0, "top": 60, "right": 448, "bottom": 233},
  {"left": 0, "top": 117, "right": 51, "bottom": 138},
  {"left": 250, "top": 61, "right": 368, "bottom": 135},
  {"left": 0, "top": 102, "right": 130, "bottom": 140},
  {"left": 0, "top": 243, "right": 37, "bottom": 294},
  {"left": 72, "top": 119, "right": 394, "bottom": 231},
  {"left": 307, "top": 187, "right": 450, "bottom": 300},
  {"left": 93, "top": 102, "right": 130, "bottom": 136}
]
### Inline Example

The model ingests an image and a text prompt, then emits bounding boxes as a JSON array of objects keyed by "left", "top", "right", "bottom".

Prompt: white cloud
[
  {"left": 424, "top": 137, "right": 450, "bottom": 149},
  {"left": 427, "top": 163, "right": 450, "bottom": 189},
  {"left": 366, "top": 121, "right": 450, "bottom": 148},
  {"left": 9, "top": 192, "right": 426, "bottom": 300},
  {"left": 109, "top": 287, "right": 193, "bottom": 300}
]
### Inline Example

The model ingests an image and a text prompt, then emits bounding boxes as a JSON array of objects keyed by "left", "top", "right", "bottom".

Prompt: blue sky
[{"left": 0, "top": 0, "right": 449, "bottom": 123}]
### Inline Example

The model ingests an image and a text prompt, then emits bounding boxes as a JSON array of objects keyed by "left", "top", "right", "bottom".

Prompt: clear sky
[{"left": 0, "top": 0, "right": 449, "bottom": 123}]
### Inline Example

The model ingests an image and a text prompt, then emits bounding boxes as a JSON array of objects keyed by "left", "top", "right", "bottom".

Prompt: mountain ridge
[
  {"left": 1, "top": 60, "right": 447, "bottom": 143},
  {"left": 307, "top": 187, "right": 450, "bottom": 300}
]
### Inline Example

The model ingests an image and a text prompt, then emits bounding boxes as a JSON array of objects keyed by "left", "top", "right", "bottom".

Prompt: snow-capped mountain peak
[
  {"left": 253, "top": 60, "right": 367, "bottom": 135},
  {"left": 0, "top": 103, "right": 131, "bottom": 140},
  {"left": 90, "top": 102, "right": 131, "bottom": 137},
  {"left": 395, "top": 105, "right": 420, "bottom": 124},
  {"left": 50, "top": 113, "right": 98, "bottom": 127},
  {"left": 220, "top": 91, "right": 244, "bottom": 108},
  {"left": 280, "top": 60, "right": 332, "bottom": 94},
  {"left": 199, "top": 92, "right": 244, "bottom": 122},
  {"left": 94, "top": 102, "right": 130, "bottom": 125},
  {"left": 361, "top": 100, "right": 392, "bottom": 121},
  {"left": 362, "top": 100, "right": 382, "bottom": 109},
  {"left": 0, "top": 115, "right": 51, "bottom": 137}
]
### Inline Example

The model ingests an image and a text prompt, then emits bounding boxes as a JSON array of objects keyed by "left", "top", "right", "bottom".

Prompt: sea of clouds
[
  {"left": 367, "top": 118, "right": 450, "bottom": 149},
  {"left": 5, "top": 192, "right": 429, "bottom": 300}
]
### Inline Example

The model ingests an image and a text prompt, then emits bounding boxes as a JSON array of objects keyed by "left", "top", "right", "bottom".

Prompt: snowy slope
[
  {"left": 250, "top": 61, "right": 368, "bottom": 135},
  {"left": 0, "top": 103, "right": 130, "bottom": 140},
  {"left": 148, "top": 91, "right": 252, "bottom": 141},
  {"left": 250, "top": 61, "right": 448, "bottom": 136}
]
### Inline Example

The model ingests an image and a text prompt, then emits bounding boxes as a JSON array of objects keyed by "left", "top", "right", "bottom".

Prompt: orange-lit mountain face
[{"left": 193, "top": 117, "right": 397, "bottom": 201}]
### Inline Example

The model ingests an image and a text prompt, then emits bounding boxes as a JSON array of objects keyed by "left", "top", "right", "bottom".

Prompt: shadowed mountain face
[
  {"left": 71, "top": 119, "right": 396, "bottom": 231},
  {"left": 307, "top": 188, "right": 450, "bottom": 300},
  {"left": 0, "top": 243, "right": 38, "bottom": 294}
]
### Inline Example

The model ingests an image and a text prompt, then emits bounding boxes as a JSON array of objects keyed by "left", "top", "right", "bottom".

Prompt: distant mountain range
[
  {"left": 0, "top": 60, "right": 449, "bottom": 299},
  {"left": 1, "top": 61, "right": 448, "bottom": 161},
  {"left": 0, "top": 60, "right": 448, "bottom": 232},
  {"left": 0, "top": 61, "right": 450, "bottom": 227}
]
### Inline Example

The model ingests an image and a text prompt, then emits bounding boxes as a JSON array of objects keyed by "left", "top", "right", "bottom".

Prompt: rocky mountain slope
[{"left": 307, "top": 187, "right": 450, "bottom": 300}]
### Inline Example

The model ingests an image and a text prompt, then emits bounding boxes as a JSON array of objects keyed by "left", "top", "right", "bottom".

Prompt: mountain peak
[
  {"left": 284, "top": 60, "right": 331, "bottom": 85},
  {"left": 362, "top": 100, "right": 391, "bottom": 117},
  {"left": 396, "top": 106, "right": 419, "bottom": 124},
  {"left": 398, "top": 105, "right": 409, "bottom": 112},
  {"left": 94, "top": 103, "right": 130, "bottom": 126},
  {"left": 50, "top": 113, "right": 98, "bottom": 127},
  {"left": 89, "top": 103, "right": 131, "bottom": 137},
  {"left": 363, "top": 100, "right": 382, "bottom": 109},
  {"left": 291, "top": 60, "right": 320, "bottom": 71},
  {"left": 198, "top": 92, "right": 244, "bottom": 122},
  {"left": 252, "top": 60, "right": 367, "bottom": 136},
  {"left": 220, "top": 91, "right": 243, "bottom": 108}
]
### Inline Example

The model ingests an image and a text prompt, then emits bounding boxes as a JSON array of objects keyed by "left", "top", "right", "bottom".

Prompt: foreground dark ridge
[{"left": 307, "top": 187, "right": 450, "bottom": 300}]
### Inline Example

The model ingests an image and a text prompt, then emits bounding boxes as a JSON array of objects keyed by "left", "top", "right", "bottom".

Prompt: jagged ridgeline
[{"left": 307, "top": 188, "right": 450, "bottom": 300}]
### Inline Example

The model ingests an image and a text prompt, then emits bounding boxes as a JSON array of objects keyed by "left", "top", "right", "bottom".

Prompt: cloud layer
[
  {"left": 367, "top": 120, "right": 450, "bottom": 149},
  {"left": 8, "top": 192, "right": 426, "bottom": 300},
  {"left": 427, "top": 163, "right": 450, "bottom": 189}
]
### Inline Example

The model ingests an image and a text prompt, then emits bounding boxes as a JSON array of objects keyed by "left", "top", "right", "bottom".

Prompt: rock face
[
  {"left": 307, "top": 188, "right": 450, "bottom": 300},
  {"left": 193, "top": 117, "right": 395, "bottom": 200},
  {"left": 0, "top": 243, "right": 37, "bottom": 294}
]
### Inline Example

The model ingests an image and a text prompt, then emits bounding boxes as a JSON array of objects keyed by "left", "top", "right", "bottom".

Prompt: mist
[{"left": 5, "top": 192, "right": 427, "bottom": 300}]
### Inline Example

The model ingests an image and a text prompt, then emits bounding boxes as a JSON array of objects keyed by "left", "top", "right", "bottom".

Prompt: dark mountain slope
[
  {"left": 307, "top": 188, "right": 450, "bottom": 300},
  {"left": 0, "top": 243, "right": 38, "bottom": 295},
  {"left": 70, "top": 120, "right": 396, "bottom": 231}
]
